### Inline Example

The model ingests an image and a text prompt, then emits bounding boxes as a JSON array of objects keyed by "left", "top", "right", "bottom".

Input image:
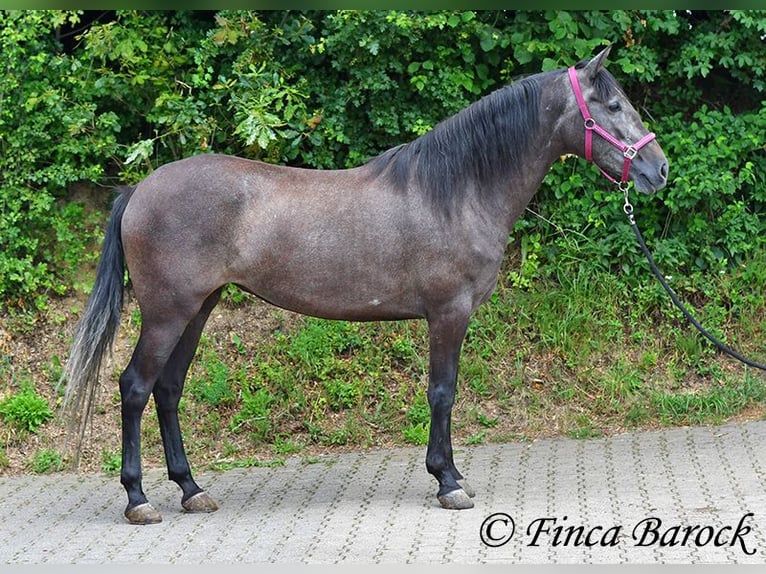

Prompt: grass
[{"left": 652, "top": 372, "right": 766, "bottom": 426}]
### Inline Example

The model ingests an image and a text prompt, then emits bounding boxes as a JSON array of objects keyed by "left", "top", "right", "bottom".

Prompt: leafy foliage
[
  {"left": 28, "top": 448, "right": 63, "bottom": 474},
  {"left": 1, "top": 9, "right": 765, "bottom": 315},
  {"left": 0, "top": 11, "right": 117, "bottom": 311}
]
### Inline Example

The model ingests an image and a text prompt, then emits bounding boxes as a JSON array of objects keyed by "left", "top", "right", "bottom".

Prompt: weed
[
  {"left": 321, "top": 427, "right": 350, "bottom": 446},
  {"left": 389, "top": 335, "right": 417, "bottom": 362},
  {"left": 402, "top": 423, "right": 429, "bottom": 446},
  {"left": 403, "top": 394, "right": 431, "bottom": 444},
  {"left": 289, "top": 319, "right": 363, "bottom": 373},
  {"left": 231, "top": 387, "right": 274, "bottom": 443},
  {"left": 198, "top": 411, "right": 223, "bottom": 436},
  {"left": 29, "top": 448, "right": 62, "bottom": 474},
  {"left": 477, "top": 413, "right": 499, "bottom": 428},
  {"left": 465, "top": 430, "right": 487, "bottom": 445},
  {"left": 221, "top": 441, "right": 240, "bottom": 459},
  {"left": 324, "top": 379, "right": 360, "bottom": 411},
  {"left": 568, "top": 415, "right": 602, "bottom": 439},
  {"left": 0, "top": 388, "right": 54, "bottom": 433},
  {"left": 507, "top": 232, "right": 543, "bottom": 289},
  {"left": 625, "top": 403, "right": 650, "bottom": 427},
  {"left": 101, "top": 449, "right": 121, "bottom": 475},
  {"left": 273, "top": 435, "right": 302, "bottom": 455},
  {"left": 230, "top": 332, "right": 247, "bottom": 355},
  {"left": 221, "top": 283, "right": 252, "bottom": 307},
  {"left": 188, "top": 351, "right": 236, "bottom": 407},
  {"left": 601, "top": 360, "right": 644, "bottom": 402},
  {"left": 129, "top": 308, "right": 142, "bottom": 328},
  {"left": 48, "top": 355, "right": 64, "bottom": 389}
]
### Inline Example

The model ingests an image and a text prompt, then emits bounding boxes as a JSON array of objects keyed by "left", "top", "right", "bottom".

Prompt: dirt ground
[{"left": 1, "top": 291, "right": 298, "bottom": 476}]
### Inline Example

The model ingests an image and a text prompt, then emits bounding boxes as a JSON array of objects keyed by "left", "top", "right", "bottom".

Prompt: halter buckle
[{"left": 623, "top": 146, "right": 638, "bottom": 160}]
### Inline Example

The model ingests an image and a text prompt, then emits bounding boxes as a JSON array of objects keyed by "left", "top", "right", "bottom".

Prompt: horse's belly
[{"left": 231, "top": 239, "right": 422, "bottom": 321}]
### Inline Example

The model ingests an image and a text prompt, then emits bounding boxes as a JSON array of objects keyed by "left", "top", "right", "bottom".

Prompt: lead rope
[{"left": 622, "top": 187, "right": 766, "bottom": 372}]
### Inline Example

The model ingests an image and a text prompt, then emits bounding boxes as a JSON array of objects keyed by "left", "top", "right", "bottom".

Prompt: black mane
[
  {"left": 367, "top": 71, "right": 548, "bottom": 216},
  {"left": 368, "top": 65, "right": 622, "bottom": 216}
]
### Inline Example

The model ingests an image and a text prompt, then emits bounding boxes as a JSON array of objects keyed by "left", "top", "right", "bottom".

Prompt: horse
[{"left": 61, "top": 46, "right": 668, "bottom": 524}]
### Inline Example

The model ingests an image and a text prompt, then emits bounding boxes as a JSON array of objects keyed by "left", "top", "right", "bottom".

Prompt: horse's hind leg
[
  {"left": 153, "top": 288, "right": 222, "bottom": 515},
  {"left": 120, "top": 296, "right": 214, "bottom": 525},
  {"left": 120, "top": 319, "right": 186, "bottom": 524}
]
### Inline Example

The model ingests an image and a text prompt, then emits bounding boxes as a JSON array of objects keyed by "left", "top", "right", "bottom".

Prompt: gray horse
[{"left": 62, "top": 46, "right": 668, "bottom": 524}]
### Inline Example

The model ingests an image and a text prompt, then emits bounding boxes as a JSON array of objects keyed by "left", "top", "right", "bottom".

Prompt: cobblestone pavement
[{"left": 2, "top": 421, "right": 765, "bottom": 564}]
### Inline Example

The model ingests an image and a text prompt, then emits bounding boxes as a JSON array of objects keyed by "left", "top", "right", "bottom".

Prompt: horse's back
[{"left": 120, "top": 154, "right": 422, "bottom": 319}]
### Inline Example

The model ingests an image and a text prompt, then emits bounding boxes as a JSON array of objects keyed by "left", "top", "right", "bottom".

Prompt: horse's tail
[{"left": 60, "top": 185, "right": 135, "bottom": 465}]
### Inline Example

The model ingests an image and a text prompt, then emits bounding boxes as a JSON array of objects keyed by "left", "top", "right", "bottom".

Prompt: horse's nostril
[{"left": 660, "top": 161, "right": 669, "bottom": 180}]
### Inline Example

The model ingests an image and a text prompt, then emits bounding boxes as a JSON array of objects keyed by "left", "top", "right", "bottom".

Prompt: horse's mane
[
  {"left": 367, "top": 64, "right": 621, "bottom": 216},
  {"left": 366, "top": 71, "right": 549, "bottom": 216}
]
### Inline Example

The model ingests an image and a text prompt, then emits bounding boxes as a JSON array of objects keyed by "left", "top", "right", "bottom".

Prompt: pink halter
[{"left": 567, "top": 66, "right": 656, "bottom": 189}]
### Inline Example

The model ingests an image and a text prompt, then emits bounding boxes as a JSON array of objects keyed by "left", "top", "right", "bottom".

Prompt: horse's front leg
[{"left": 425, "top": 310, "right": 475, "bottom": 510}]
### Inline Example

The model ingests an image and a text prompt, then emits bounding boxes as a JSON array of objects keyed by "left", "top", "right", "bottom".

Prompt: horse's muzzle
[{"left": 634, "top": 157, "right": 669, "bottom": 194}]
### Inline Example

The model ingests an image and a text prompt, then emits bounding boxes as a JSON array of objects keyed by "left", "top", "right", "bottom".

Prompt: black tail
[{"left": 60, "top": 186, "right": 135, "bottom": 465}]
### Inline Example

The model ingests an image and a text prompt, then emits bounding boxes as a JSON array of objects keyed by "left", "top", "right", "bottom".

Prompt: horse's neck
[
  {"left": 472, "top": 78, "right": 568, "bottom": 234},
  {"left": 492, "top": 131, "right": 566, "bottom": 237}
]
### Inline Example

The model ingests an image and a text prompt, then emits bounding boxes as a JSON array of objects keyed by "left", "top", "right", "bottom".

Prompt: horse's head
[{"left": 563, "top": 46, "right": 668, "bottom": 194}]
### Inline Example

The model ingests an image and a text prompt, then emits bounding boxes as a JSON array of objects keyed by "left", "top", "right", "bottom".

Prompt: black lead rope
[{"left": 622, "top": 191, "right": 766, "bottom": 372}]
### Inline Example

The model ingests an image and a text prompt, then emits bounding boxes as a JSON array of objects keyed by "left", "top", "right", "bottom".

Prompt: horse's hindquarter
[{"left": 122, "top": 154, "right": 505, "bottom": 322}]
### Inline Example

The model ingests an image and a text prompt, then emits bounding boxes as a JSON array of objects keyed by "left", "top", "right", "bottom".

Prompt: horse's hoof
[
  {"left": 182, "top": 491, "right": 219, "bottom": 513},
  {"left": 124, "top": 503, "right": 162, "bottom": 525},
  {"left": 437, "top": 488, "right": 474, "bottom": 510},
  {"left": 458, "top": 479, "right": 476, "bottom": 498}
]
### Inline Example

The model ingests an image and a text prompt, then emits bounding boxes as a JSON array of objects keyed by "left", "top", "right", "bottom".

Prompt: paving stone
[{"left": 1, "top": 421, "right": 766, "bottom": 563}]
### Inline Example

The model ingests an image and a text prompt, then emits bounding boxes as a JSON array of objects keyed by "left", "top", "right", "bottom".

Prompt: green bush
[
  {"left": 0, "top": 11, "right": 120, "bottom": 312},
  {"left": 1, "top": 9, "right": 764, "bottom": 315}
]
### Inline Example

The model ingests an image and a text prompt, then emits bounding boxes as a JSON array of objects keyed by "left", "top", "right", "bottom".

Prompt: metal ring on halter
[{"left": 569, "top": 66, "right": 657, "bottom": 190}]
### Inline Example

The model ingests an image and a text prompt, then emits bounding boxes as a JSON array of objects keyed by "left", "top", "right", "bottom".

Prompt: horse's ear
[{"left": 583, "top": 45, "right": 612, "bottom": 81}]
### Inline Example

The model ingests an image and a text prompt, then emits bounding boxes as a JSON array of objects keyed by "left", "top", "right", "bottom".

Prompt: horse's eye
[{"left": 608, "top": 102, "right": 622, "bottom": 112}]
